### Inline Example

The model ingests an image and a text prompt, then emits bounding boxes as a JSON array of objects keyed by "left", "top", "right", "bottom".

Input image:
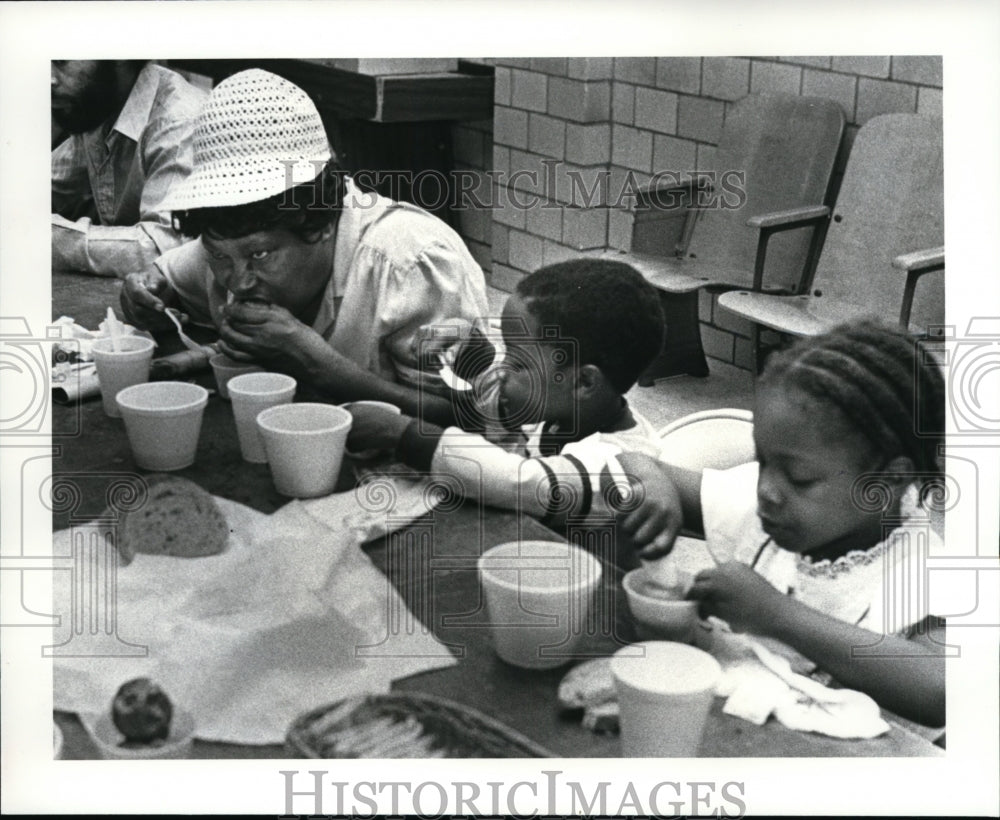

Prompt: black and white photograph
[{"left": 2, "top": 1, "right": 998, "bottom": 816}]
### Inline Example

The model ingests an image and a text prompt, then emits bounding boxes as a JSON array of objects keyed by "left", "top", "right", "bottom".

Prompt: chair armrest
[
  {"left": 746, "top": 205, "right": 830, "bottom": 230},
  {"left": 896, "top": 246, "right": 945, "bottom": 328},
  {"left": 893, "top": 246, "right": 945, "bottom": 274},
  {"left": 639, "top": 172, "right": 714, "bottom": 201},
  {"left": 746, "top": 206, "right": 831, "bottom": 291}
]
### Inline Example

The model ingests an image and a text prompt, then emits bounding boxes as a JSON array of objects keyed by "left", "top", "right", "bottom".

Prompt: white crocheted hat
[{"left": 163, "top": 68, "right": 332, "bottom": 211}]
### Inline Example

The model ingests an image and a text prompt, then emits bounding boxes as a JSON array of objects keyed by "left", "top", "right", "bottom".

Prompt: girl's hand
[
  {"left": 346, "top": 405, "right": 411, "bottom": 453},
  {"left": 610, "top": 452, "right": 684, "bottom": 560},
  {"left": 686, "top": 562, "right": 788, "bottom": 635}
]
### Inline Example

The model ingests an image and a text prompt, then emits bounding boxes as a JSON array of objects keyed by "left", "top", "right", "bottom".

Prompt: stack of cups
[
  {"left": 91, "top": 336, "right": 156, "bottom": 418},
  {"left": 610, "top": 641, "right": 722, "bottom": 757},
  {"left": 227, "top": 372, "right": 297, "bottom": 463}
]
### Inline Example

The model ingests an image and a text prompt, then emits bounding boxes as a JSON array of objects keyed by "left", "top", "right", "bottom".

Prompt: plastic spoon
[
  {"left": 105, "top": 307, "right": 122, "bottom": 352},
  {"left": 164, "top": 307, "right": 215, "bottom": 356}
]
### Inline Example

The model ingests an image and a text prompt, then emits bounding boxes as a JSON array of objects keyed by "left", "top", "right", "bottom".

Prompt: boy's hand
[
  {"left": 609, "top": 452, "right": 684, "bottom": 560},
  {"left": 120, "top": 269, "right": 180, "bottom": 332},
  {"left": 346, "top": 404, "right": 411, "bottom": 453},
  {"left": 686, "top": 562, "right": 787, "bottom": 635}
]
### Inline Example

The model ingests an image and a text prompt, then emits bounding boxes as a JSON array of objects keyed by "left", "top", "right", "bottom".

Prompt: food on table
[
  {"left": 110, "top": 678, "right": 174, "bottom": 746},
  {"left": 302, "top": 696, "right": 446, "bottom": 758},
  {"left": 114, "top": 475, "right": 229, "bottom": 565},
  {"left": 558, "top": 657, "right": 620, "bottom": 735}
]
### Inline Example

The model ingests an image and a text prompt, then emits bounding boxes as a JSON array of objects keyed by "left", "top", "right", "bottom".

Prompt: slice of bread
[
  {"left": 557, "top": 657, "right": 616, "bottom": 711},
  {"left": 115, "top": 475, "right": 229, "bottom": 565}
]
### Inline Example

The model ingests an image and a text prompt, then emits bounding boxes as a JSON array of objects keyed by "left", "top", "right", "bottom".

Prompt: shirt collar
[{"left": 110, "top": 63, "right": 160, "bottom": 144}]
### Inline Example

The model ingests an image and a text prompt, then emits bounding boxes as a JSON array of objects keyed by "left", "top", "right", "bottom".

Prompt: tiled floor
[{"left": 487, "top": 285, "right": 755, "bottom": 431}]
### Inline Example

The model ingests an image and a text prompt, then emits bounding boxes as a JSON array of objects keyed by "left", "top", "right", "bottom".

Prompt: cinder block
[
  {"left": 655, "top": 57, "right": 702, "bottom": 93},
  {"left": 608, "top": 165, "right": 652, "bottom": 209},
  {"left": 563, "top": 206, "right": 609, "bottom": 250},
  {"left": 565, "top": 122, "right": 612, "bottom": 166},
  {"left": 698, "top": 289, "right": 713, "bottom": 322},
  {"left": 451, "top": 166, "right": 492, "bottom": 211},
  {"left": 917, "top": 87, "right": 943, "bottom": 119},
  {"left": 696, "top": 143, "right": 718, "bottom": 173},
  {"left": 750, "top": 60, "right": 802, "bottom": 95},
  {"left": 492, "top": 184, "right": 527, "bottom": 230},
  {"left": 548, "top": 77, "right": 611, "bottom": 123},
  {"left": 525, "top": 202, "right": 563, "bottom": 242},
  {"left": 891, "top": 56, "right": 943, "bottom": 87},
  {"left": 511, "top": 69, "right": 548, "bottom": 113},
  {"left": 607, "top": 207, "right": 634, "bottom": 252},
  {"left": 453, "top": 126, "right": 485, "bottom": 167},
  {"left": 494, "top": 58, "right": 533, "bottom": 69},
  {"left": 611, "top": 124, "right": 653, "bottom": 173},
  {"left": 528, "top": 113, "right": 567, "bottom": 160},
  {"left": 779, "top": 56, "right": 832, "bottom": 69},
  {"left": 530, "top": 58, "right": 570, "bottom": 76},
  {"left": 494, "top": 106, "right": 529, "bottom": 149},
  {"left": 634, "top": 87, "right": 679, "bottom": 134},
  {"left": 490, "top": 262, "right": 525, "bottom": 292},
  {"left": 507, "top": 149, "right": 548, "bottom": 199},
  {"left": 554, "top": 163, "right": 612, "bottom": 207},
  {"left": 677, "top": 96, "right": 725, "bottom": 143},
  {"left": 567, "top": 57, "right": 614, "bottom": 81},
  {"left": 614, "top": 57, "right": 657, "bottom": 86},
  {"left": 492, "top": 223, "right": 510, "bottom": 265},
  {"left": 494, "top": 67, "right": 512, "bottom": 106},
  {"left": 856, "top": 78, "right": 917, "bottom": 124},
  {"left": 457, "top": 200, "right": 491, "bottom": 244},
  {"left": 713, "top": 301, "right": 755, "bottom": 337},
  {"left": 467, "top": 239, "right": 492, "bottom": 274},
  {"left": 542, "top": 239, "right": 579, "bottom": 267},
  {"left": 832, "top": 56, "right": 890, "bottom": 78},
  {"left": 613, "top": 82, "right": 635, "bottom": 125},
  {"left": 508, "top": 228, "right": 546, "bottom": 273},
  {"left": 653, "top": 134, "right": 698, "bottom": 176},
  {"left": 802, "top": 69, "right": 857, "bottom": 121},
  {"left": 702, "top": 57, "right": 750, "bottom": 101},
  {"left": 701, "top": 324, "right": 735, "bottom": 363},
  {"left": 493, "top": 145, "right": 510, "bottom": 177}
]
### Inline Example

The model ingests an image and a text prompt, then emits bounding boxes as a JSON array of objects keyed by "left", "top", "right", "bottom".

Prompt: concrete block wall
[{"left": 449, "top": 55, "right": 943, "bottom": 371}]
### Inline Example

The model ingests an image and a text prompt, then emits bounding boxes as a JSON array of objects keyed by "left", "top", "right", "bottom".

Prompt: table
[{"left": 50, "top": 271, "right": 943, "bottom": 758}]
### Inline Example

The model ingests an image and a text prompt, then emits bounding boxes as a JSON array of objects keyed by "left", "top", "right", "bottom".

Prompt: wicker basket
[{"left": 285, "top": 692, "right": 555, "bottom": 758}]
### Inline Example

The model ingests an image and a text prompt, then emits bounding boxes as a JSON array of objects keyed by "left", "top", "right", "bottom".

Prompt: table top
[{"left": 50, "top": 270, "right": 943, "bottom": 759}]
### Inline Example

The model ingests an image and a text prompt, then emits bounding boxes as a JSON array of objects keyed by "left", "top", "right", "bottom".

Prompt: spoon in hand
[{"left": 164, "top": 308, "right": 215, "bottom": 356}]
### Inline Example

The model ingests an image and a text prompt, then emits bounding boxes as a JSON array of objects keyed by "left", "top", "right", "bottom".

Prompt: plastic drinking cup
[
  {"left": 256, "top": 402, "right": 353, "bottom": 498},
  {"left": 227, "top": 372, "right": 297, "bottom": 463},
  {"left": 477, "top": 540, "right": 602, "bottom": 670},
  {"left": 610, "top": 640, "right": 722, "bottom": 757},
  {"left": 91, "top": 335, "right": 155, "bottom": 418},
  {"left": 115, "top": 381, "right": 209, "bottom": 471},
  {"left": 209, "top": 354, "right": 263, "bottom": 401}
]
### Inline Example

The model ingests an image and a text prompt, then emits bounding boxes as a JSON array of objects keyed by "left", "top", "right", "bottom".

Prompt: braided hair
[{"left": 758, "top": 320, "right": 945, "bottom": 484}]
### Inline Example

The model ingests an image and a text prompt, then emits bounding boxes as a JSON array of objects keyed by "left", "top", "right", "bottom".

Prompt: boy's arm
[{"left": 613, "top": 452, "right": 704, "bottom": 557}]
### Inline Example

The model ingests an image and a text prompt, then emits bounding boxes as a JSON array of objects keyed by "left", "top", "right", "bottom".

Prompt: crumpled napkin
[
  {"left": 51, "top": 475, "right": 457, "bottom": 745},
  {"left": 708, "top": 623, "right": 890, "bottom": 739}
]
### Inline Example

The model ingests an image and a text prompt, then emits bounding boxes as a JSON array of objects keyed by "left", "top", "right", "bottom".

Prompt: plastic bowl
[
  {"left": 83, "top": 708, "right": 196, "bottom": 760},
  {"left": 622, "top": 568, "right": 699, "bottom": 644}
]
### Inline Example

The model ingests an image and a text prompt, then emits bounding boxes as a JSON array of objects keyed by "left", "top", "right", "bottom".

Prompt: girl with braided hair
[{"left": 617, "top": 320, "right": 947, "bottom": 728}]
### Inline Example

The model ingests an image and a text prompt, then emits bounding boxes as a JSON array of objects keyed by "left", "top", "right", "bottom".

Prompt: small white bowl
[
  {"left": 82, "top": 709, "right": 195, "bottom": 760},
  {"left": 622, "top": 568, "right": 699, "bottom": 644}
]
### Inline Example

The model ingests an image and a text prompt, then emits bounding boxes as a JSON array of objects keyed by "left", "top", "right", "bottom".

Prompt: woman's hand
[
  {"left": 219, "top": 300, "right": 327, "bottom": 369},
  {"left": 686, "top": 562, "right": 788, "bottom": 635},
  {"left": 120, "top": 269, "right": 180, "bottom": 332},
  {"left": 610, "top": 452, "right": 685, "bottom": 560},
  {"left": 346, "top": 405, "right": 411, "bottom": 453}
]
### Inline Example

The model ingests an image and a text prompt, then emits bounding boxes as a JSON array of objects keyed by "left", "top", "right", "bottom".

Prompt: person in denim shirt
[
  {"left": 120, "top": 69, "right": 487, "bottom": 426},
  {"left": 52, "top": 61, "right": 207, "bottom": 277}
]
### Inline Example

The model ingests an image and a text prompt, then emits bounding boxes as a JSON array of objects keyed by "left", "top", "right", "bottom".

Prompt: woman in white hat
[{"left": 120, "top": 69, "right": 488, "bottom": 424}]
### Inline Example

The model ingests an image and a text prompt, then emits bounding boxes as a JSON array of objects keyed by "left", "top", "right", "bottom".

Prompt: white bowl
[
  {"left": 82, "top": 708, "right": 195, "bottom": 760},
  {"left": 622, "top": 568, "right": 699, "bottom": 644}
]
